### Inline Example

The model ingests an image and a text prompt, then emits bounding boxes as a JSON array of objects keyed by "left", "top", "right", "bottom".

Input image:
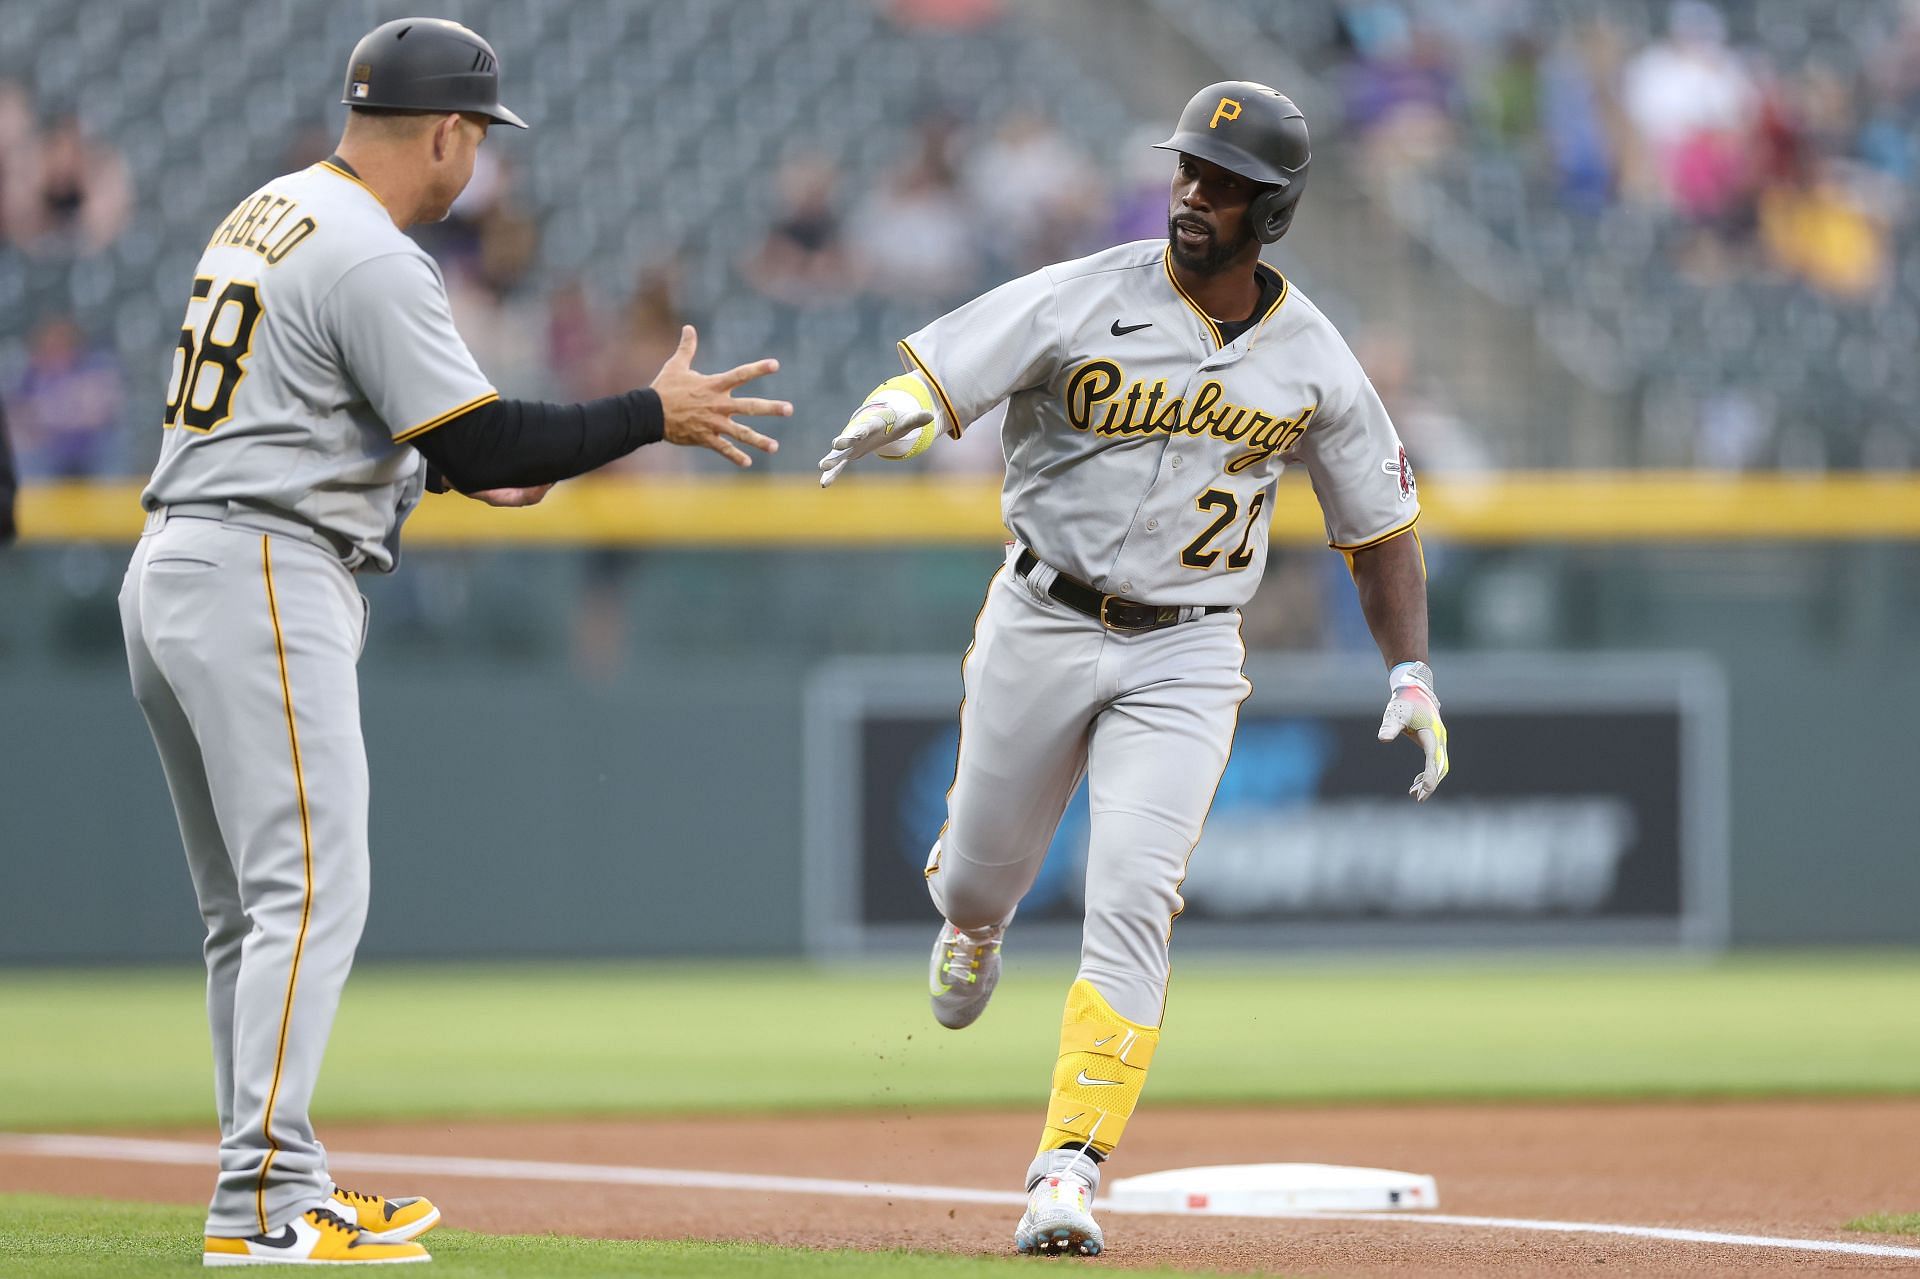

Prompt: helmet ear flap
[{"left": 1248, "top": 184, "right": 1297, "bottom": 244}]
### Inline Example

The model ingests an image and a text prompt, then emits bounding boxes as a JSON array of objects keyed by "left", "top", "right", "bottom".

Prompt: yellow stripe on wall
[{"left": 18, "top": 472, "right": 1920, "bottom": 546}]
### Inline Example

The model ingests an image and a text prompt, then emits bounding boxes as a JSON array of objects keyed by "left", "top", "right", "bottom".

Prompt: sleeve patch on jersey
[{"left": 1382, "top": 446, "right": 1416, "bottom": 502}]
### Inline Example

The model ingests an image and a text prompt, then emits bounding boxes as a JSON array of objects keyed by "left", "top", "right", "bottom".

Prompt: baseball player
[
  {"left": 120, "top": 19, "right": 789, "bottom": 1267},
  {"left": 820, "top": 82, "right": 1449, "bottom": 1256}
]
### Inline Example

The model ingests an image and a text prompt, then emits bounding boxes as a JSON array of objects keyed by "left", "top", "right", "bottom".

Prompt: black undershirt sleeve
[{"left": 411, "top": 388, "right": 665, "bottom": 494}]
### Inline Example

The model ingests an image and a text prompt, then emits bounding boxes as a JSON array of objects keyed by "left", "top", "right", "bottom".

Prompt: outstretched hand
[
  {"left": 1377, "top": 673, "right": 1449, "bottom": 802},
  {"left": 818, "top": 392, "right": 935, "bottom": 487},
  {"left": 650, "top": 325, "right": 792, "bottom": 467}
]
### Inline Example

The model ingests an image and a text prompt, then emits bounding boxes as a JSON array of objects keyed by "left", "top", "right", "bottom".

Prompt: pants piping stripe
[
  {"left": 1160, "top": 614, "right": 1250, "bottom": 1022},
  {"left": 255, "top": 536, "right": 317, "bottom": 1234},
  {"left": 929, "top": 564, "right": 1006, "bottom": 881}
]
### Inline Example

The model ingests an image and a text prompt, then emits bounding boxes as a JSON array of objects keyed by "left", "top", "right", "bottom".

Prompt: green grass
[
  {"left": 0, "top": 1195, "right": 1237, "bottom": 1277},
  {"left": 3, "top": 951, "right": 1919, "bottom": 1130},
  {"left": 1844, "top": 1212, "right": 1920, "bottom": 1236}
]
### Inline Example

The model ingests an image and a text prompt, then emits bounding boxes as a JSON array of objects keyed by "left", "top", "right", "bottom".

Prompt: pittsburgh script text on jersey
[{"left": 1065, "top": 358, "right": 1314, "bottom": 475}]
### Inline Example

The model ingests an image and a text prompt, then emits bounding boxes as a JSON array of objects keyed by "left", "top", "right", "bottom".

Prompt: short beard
[{"left": 1168, "top": 215, "right": 1257, "bottom": 276}]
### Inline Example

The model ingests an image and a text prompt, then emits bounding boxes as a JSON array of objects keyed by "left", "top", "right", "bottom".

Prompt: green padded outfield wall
[{"left": 1, "top": 543, "right": 1914, "bottom": 961}]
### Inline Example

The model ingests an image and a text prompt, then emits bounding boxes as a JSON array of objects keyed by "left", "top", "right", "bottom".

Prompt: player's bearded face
[
  {"left": 1168, "top": 157, "right": 1258, "bottom": 275},
  {"left": 1167, "top": 206, "right": 1255, "bottom": 275}
]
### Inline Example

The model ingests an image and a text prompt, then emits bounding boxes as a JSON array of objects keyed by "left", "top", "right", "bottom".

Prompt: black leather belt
[{"left": 1015, "top": 548, "right": 1232, "bottom": 633}]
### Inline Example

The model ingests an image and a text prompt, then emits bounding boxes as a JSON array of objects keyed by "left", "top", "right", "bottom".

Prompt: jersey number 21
[{"left": 164, "top": 276, "right": 264, "bottom": 434}]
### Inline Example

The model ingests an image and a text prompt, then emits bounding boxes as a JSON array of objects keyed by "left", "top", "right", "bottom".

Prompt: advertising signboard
[{"left": 803, "top": 655, "right": 1726, "bottom": 953}]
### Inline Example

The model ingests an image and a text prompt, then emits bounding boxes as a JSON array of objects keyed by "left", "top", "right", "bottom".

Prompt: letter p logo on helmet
[{"left": 1208, "top": 97, "right": 1242, "bottom": 129}]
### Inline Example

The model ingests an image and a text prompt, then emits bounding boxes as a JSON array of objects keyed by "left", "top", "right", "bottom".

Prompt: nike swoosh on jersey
[
  {"left": 1075, "top": 1070, "right": 1122, "bottom": 1087},
  {"left": 1110, "top": 319, "right": 1152, "bottom": 336}
]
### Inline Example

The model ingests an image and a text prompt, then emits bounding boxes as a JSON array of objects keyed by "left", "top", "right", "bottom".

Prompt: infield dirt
[{"left": 5, "top": 1099, "right": 1918, "bottom": 1275}]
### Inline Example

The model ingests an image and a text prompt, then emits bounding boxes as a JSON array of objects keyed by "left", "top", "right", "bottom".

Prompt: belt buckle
[{"left": 1101, "top": 594, "right": 1181, "bottom": 632}]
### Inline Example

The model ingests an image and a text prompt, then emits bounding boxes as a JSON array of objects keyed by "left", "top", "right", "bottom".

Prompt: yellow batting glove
[
  {"left": 1377, "top": 660, "right": 1449, "bottom": 802},
  {"left": 818, "top": 375, "right": 938, "bottom": 488}
]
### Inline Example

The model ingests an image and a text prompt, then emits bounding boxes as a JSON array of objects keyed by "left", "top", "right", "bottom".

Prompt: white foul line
[{"left": 4, "top": 1132, "right": 1919, "bottom": 1263}]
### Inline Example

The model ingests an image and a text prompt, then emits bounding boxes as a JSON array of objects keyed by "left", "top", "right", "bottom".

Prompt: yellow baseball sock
[{"left": 1036, "top": 978, "right": 1160, "bottom": 1157}]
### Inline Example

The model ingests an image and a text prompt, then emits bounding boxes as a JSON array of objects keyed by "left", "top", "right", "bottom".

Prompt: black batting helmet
[
  {"left": 341, "top": 18, "right": 528, "bottom": 129},
  {"left": 1155, "top": 81, "right": 1308, "bottom": 243}
]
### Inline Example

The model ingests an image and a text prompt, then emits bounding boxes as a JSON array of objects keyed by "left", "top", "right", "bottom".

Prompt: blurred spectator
[
  {"left": 1693, "top": 386, "right": 1771, "bottom": 469},
  {"left": 963, "top": 110, "right": 1099, "bottom": 271},
  {"left": 743, "top": 154, "right": 858, "bottom": 306},
  {"left": 1854, "top": 87, "right": 1913, "bottom": 183},
  {"left": 859, "top": 119, "right": 979, "bottom": 298},
  {"left": 1338, "top": 9, "right": 1460, "bottom": 176},
  {"left": 415, "top": 147, "right": 512, "bottom": 281},
  {"left": 1109, "top": 127, "right": 1179, "bottom": 244},
  {"left": 1248, "top": 0, "right": 1920, "bottom": 469},
  {"left": 569, "top": 269, "right": 691, "bottom": 681},
  {"left": 1537, "top": 23, "right": 1619, "bottom": 210},
  {"left": 1619, "top": 2, "right": 1757, "bottom": 218},
  {"left": 7, "top": 317, "right": 124, "bottom": 479},
  {"left": 1352, "top": 327, "right": 1495, "bottom": 475},
  {"left": 1338, "top": 0, "right": 1415, "bottom": 62},
  {"left": 1758, "top": 159, "right": 1890, "bottom": 300},
  {"left": 889, "top": 0, "right": 1002, "bottom": 30},
  {"left": 3, "top": 113, "right": 130, "bottom": 256},
  {"left": 444, "top": 160, "right": 548, "bottom": 397},
  {"left": 0, "top": 399, "right": 17, "bottom": 545},
  {"left": 546, "top": 277, "right": 601, "bottom": 401},
  {"left": 0, "top": 80, "right": 34, "bottom": 244},
  {"left": 590, "top": 267, "right": 689, "bottom": 409},
  {"left": 1475, "top": 33, "right": 1540, "bottom": 148}
]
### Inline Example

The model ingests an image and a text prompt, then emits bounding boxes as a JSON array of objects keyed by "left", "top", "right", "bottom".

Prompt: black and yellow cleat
[
  {"left": 330, "top": 1185, "right": 441, "bottom": 1242},
  {"left": 202, "top": 1205, "right": 430, "bottom": 1266}
]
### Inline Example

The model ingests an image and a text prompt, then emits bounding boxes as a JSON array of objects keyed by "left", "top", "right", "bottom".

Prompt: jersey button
[
  {"left": 1120, "top": 580, "right": 1134, "bottom": 594},
  {"left": 1146, "top": 519, "right": 1159, "bottom": 532},
  {"left": 1170, "top": 455, "right": 1183, "bottom": 469}
]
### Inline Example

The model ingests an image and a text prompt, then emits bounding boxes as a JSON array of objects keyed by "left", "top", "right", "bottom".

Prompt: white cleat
[
  {"left": 1015, "top": 1149, "right": 1104, "bottom": 1257},
  {"left": 928, "top": 919, "right": 1004, "bottom": 1030}
]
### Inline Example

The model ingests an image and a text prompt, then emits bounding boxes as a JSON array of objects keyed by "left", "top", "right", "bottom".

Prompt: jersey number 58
[{"left": 165, "top": 276, "right": 264, "bottom": 434}]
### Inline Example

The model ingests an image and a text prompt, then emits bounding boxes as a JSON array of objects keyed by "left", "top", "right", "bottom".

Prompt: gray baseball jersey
[
  {"left": 122, "top": 159, "right": 494, "bottom": 1239},
  {"left": 898, "top": 239, "right": 1417, "bottom": 606},
  {"left": 908, "top": 240, "right": 1424, "bottom": 1171},
  {"left": 143, "top": 160, "right": 497, "bottom": 572}
]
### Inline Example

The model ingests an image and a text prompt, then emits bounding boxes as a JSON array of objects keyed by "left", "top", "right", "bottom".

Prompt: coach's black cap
[{"left": 341, "top": 18, "right": 528, "bottom": 129}]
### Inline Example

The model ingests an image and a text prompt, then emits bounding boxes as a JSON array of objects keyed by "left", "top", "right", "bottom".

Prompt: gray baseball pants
[
  {"left": 926, "top": 546, "right": 1250, "bottom": 1026},
  {"left": 119, "top": 511, "right": 369, "bottom": 1237}
]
